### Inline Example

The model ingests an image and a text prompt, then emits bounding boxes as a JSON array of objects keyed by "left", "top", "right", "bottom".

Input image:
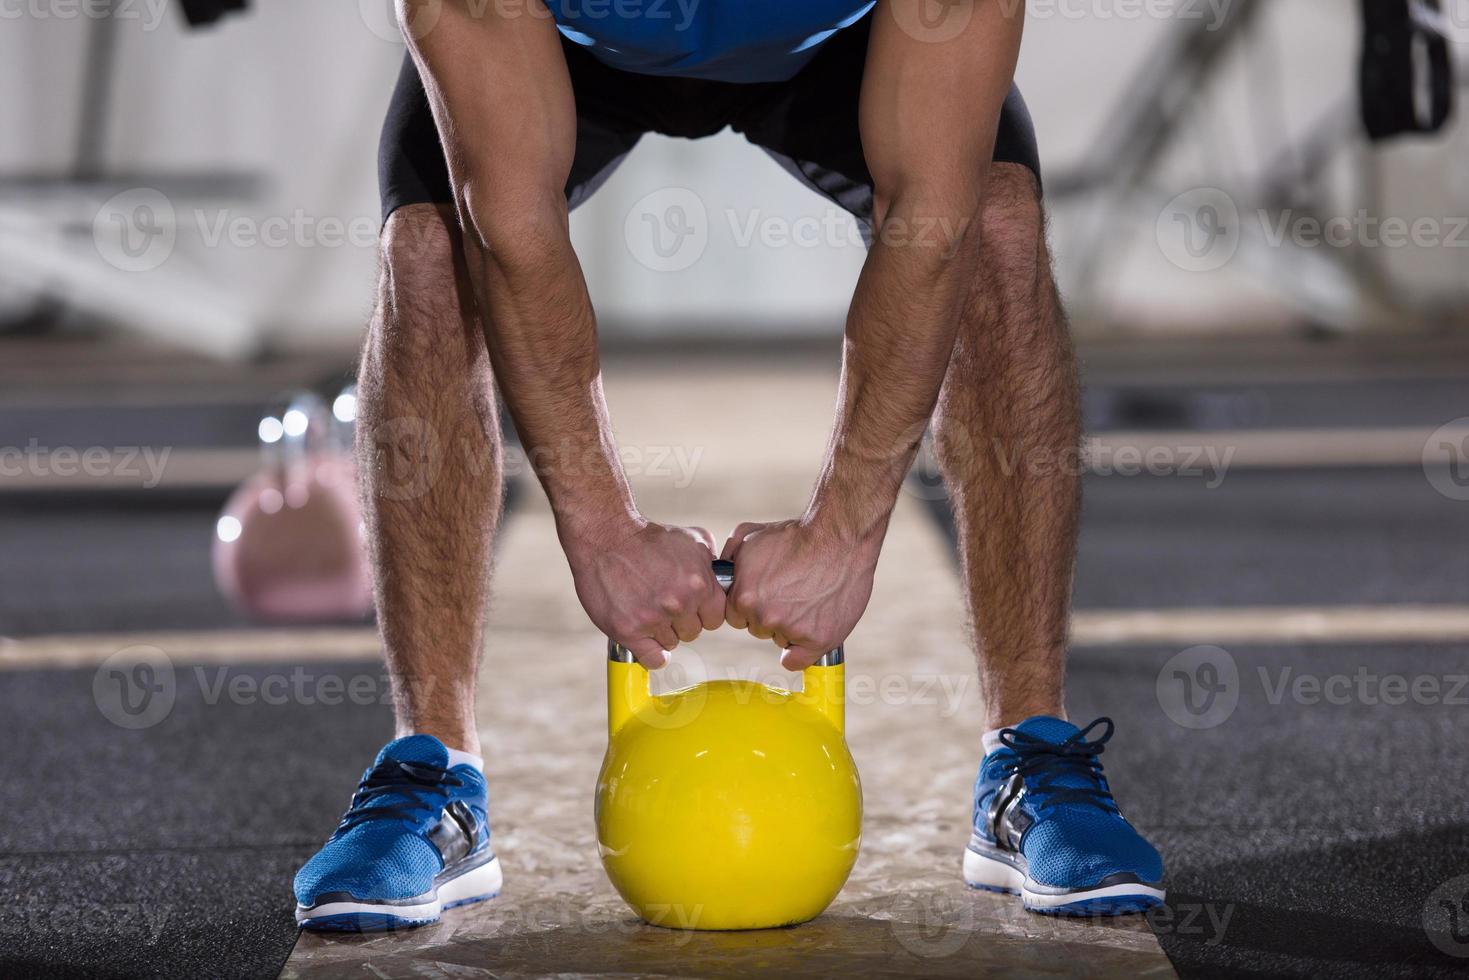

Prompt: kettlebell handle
[{"left": 606, "top": 559, "right": 844, "bottom": 666}]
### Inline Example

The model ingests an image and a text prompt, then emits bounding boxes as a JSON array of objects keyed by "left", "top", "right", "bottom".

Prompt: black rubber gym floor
[
  {"left": 0, "top": 661, "right": 388, "bottom": 980},
  {"left": 1069, "top": 643, "right": 1469, "bottom": 979}
]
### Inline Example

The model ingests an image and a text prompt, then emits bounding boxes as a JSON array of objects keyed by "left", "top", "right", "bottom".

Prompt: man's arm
[
  {"left": 402, "top": 0, "right": 726, "bottom": 667},
  {"left": 724, "top": 0, "right": 1024, "bottom": 668}
]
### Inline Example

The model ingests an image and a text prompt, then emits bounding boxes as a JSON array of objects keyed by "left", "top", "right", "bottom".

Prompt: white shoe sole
[
  {"left": 963, "top": 846, "right": 1164, "bottom": 915},
  {"left": 296, "top": 854, "right": 503, "bottom": 930}
]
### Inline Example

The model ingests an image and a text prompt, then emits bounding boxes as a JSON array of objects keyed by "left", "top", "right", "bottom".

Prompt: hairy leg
[
  {"left": 933, "top": 164, "right": 1080, "bottom": 731},
  {"left": 357, "top": 203, "right": 502, "bottom": 756}
]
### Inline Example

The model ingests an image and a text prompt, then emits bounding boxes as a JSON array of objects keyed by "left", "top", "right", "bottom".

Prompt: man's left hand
[{"left": 721, "top": 519, "right": 882, "bottom": 670}]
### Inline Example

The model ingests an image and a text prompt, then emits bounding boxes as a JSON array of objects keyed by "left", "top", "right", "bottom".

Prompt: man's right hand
[{"left": 564, "top": 520, "right": 728, "bottom": 669}]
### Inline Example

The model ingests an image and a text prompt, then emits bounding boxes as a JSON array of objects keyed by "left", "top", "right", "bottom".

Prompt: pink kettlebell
[{"left": 212, "top": 388, "right": 373, "bottom": 622}]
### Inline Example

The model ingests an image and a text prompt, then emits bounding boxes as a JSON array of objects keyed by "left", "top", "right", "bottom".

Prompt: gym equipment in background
[
  {"left": 596, "top": 559, "right": 862, "bottom": 931},
  {"left": 212, "top": 389, "right": 372, "bottom": 622},
  {"left": 1360, "top": 0, "right": 1454, "bottom": 140},
  {"left": 0, "top": 0, "right": 262, "bottom": 352},
  {"left": 1050, "top": 0, "right": 1464, "bottom": 334}
]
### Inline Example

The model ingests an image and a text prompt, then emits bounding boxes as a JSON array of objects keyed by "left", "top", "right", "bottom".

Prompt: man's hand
[
  {"left": 721, "top": 520, "right": 881, "bottom": 671},
  {"left": 566, "top": 520, "right": 727, "bottom": 670}
]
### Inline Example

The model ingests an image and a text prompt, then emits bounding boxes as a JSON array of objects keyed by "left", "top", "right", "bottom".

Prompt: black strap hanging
[{"left": 1360, "top": 0, "right": 1455, "bottom": 141}]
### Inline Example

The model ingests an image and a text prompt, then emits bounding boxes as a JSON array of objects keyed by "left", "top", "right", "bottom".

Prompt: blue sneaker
[
  {"left": 964, "top": 716, "right": 1164, "bottom": 916},
  {"left": 294, "top": 735, "right": 502, "bottom": 931}
]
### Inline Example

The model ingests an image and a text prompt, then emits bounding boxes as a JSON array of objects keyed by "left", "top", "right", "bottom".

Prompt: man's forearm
[
  {"left": 806, "top": 199, "right": 981, "bottom": 541},
  {"left": 809, "top": 0, "right": 1023, "bottom": 544},
  {"left": 400, "top": 0, "right": 635, "bottom": 545},
  {"left": 463, "top": 201, "right": 638, "bottom": 543}
]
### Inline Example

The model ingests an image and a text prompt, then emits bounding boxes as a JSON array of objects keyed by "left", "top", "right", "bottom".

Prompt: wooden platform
[{"left": 283, "top": 364, "right": 1176, "bottom": 979}]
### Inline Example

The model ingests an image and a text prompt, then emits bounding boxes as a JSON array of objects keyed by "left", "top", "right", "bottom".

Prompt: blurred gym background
[{"left": 3, "top": 2, "right": 1469, "bottom": 979}]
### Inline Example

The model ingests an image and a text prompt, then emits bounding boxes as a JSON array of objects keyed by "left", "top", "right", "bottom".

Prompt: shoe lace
[
  {"left": 997, "top": 717, "right": 1118, "bottom": 814},
  {"left": 336, "top": 759, "right": 464, "bottom": 834}
]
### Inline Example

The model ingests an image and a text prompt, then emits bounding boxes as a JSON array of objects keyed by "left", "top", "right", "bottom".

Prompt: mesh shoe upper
[
  {"left": 294, "top": 735, "right": 489, "bottom": 906},
  {"left": 972, "top": 716, "right": 1163, "bottom": 889}
]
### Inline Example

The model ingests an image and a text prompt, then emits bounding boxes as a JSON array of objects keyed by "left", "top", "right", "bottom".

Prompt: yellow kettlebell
[{"left": 595, "top": 559, "right": 862, "bottom": 931}]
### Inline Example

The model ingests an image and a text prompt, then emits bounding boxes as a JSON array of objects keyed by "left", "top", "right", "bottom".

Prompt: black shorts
[{"left": 378, "top": 14, "right": 1041, "bottom": 229}]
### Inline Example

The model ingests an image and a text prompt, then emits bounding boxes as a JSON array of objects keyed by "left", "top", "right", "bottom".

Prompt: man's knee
[
  {"left": 978, "top": 164, "right": 1048, "bottom": 276},
  {"left": 378, "top": 204, "right": 465, "bottom": 312}
]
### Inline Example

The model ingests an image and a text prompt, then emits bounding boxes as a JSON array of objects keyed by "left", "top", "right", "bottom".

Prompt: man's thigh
[{"left": 732, "top": 14, "right": 1042, "bottom": 236}]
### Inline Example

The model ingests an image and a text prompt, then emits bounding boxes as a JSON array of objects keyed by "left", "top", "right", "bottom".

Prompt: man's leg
[
  {"left": 357, "top": 203, "right": 502, "bottom": 756},
  {"left": 294, "top": 203, "right": 506, "bottom": 929},
  {"left": 296, "top": 46, "right": 655, "bottom": 930},
  {"left": 932, "top": 164, "right": 1080, "bottom": 731},
  {"left": 943, "top": 168, "right": 1164, "bottom": 915},
  {"left": 355, "top": 44, "right": 642, "bottom": 756}
]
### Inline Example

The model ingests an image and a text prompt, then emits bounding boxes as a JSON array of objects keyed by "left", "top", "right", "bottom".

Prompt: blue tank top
[{"left": 548, "top": 0, "right": 876, "bottom": 83}]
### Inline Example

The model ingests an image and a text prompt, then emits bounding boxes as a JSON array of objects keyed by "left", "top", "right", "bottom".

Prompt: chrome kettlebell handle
[{"left": 606, "top": 558, "right": 844, "bottom": 666}]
